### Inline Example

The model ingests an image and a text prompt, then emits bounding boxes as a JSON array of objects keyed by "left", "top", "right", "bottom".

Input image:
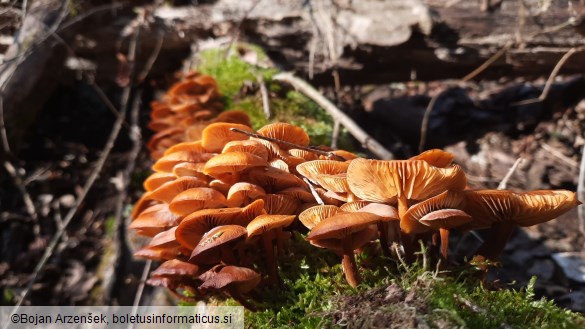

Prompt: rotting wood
[{"left": 273, "top": 72, "right": 394, "bottom": 160}]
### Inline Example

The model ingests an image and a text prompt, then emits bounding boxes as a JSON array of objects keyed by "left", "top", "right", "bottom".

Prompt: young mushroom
[
  {"left": 189, "top": 225, "right": 248, "bottom": 265},
  {"left": 306, "top": 212, "right": 381, "bottom": 287},
  {"left": 246, "top": 214, "right": 296, "bottom": 285},
  {"left": 198, "top": 265, "right": 261, "bottom": 310},
  {"left": 461, "top": 189, "right": 580, "bottom": 261}
]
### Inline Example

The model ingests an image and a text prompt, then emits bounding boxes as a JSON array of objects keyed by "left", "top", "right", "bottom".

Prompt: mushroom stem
[
  {"left": 341, "top": 235, "right": 360, "bottom": 288},
  {"left": 276, "top": 228, "right": 286, "bottom": 256},
  {"left": 377, "top": 222, "right": 391, "bottom": 257},
  {"left": 261, "top": 233, "right": 279, "bottom": 285},
  {"left": 397, "top": 195, "right": 416, "bottom": 262},
  {"left": 227, "top": 286, "right": 257, "bottom": 311},
  {"left": 475, "top": 221, "right": 515, "bottom": 261},
  {"left": 439, "top": 228, "right": 449, "bottom": 259}
]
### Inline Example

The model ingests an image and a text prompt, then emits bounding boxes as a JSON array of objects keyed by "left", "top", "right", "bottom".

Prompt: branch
[{"left": 273, "top": 72, "right": 394, "bottom": 160}]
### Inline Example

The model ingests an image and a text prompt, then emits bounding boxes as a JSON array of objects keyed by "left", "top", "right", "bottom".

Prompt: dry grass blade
[
  {"left": 578, "top": 144, "right": 585, "bottom": 236},
  {"left": 497, "top": 157, "right": 524, "bottom": 190}
]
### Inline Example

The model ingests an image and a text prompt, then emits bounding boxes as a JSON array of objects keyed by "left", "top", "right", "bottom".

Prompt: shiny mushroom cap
[
  {"left": 402, "top": 190, "right": 469, "bottom": 233},
  {"left": 222, "top": 140, "right": 269, "bottom": 161},
  {"left": 199, "top": 265, "right": 261, "bottom": 294},
  {"left": 143, "top": 172, "right": 176, "bottom": 192},
  {"left": 298, "top": 205, "right": 342, "bottom": 230},
  {"left": 152, "top": 150, "right": 215, "bottom": 173},
  {"left": 169, "top": 187, "right": 228, "bottom": 216},
  {"left": 246, "top": 214, "right": 296, "bottom": 240},
  {"left": 149, "top": 177, "right": 209, "bottom": 203},
  {"left": 226, "top": 182, "right": 266, "bottom": 207},
  {"left": 306, "top": 212, "right": 381, "bottom": 241},
  {"left": 203, "top": 152, "right": 268, "bottom": 180},
  {"left": 462, "top": 189, "right": 580, "bottom": 229},
  {"left": 189, "top": 225, "right": 247, "bottom": 264},
  {"left": 129, "top": 204, "right": 182, "bottom": 237},
  {"left": 176, "top": 200, "right": 265, "bottom": 250},
  {"left": 256, "top": 123, "right": 310, "bottom": 149},
  {"left": 201, "top": 122, "right": 253, "bottom": 153},
  {"left": 409, "top": 149, "right": 454, "bottom": 168}
]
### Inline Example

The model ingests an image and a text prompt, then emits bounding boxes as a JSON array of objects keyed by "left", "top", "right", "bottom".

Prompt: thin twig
[
  {"left": 418, "top": 90, "right": 443, "bottom": 153},
  {"left": 331, "top": 119, "right": 341, "bottom": 149},
  {"left": 273, "top": 72, "right": 395, "bottom": 160},
  {"left": 256, "top": 73, "right": 271, "bottom": 119},
  {"left": 303, "top": 178, "right": 324, "bottom": 205},
  {"left": 132, "top": 260, "right": 153, "bottom": 310},
  {"left": 511, "top": 46, "right": 585, "bottom": 107},
  {"left": 137, "top": 27, "right": 164, "bottom": 83},
  {"left": 462, "top": 43, "right": 512, "bottom": 82},
  {"left": 2, "top": 161, "right": 38, "bottom": 225},
  {"left": 497, "top": 157, "right": 524, "bottom": 190},
  {"left": 230, "top": 127, "right": 346, "bottom": 161},
  {"left": 540, "top": 142, "right": 579, "bottom": 168},
  {"left": 8, "top": 5, "right": 141, "bottom": 314},
  {"left": 578, "top": 144, "right": 585, "bottom": 235}
]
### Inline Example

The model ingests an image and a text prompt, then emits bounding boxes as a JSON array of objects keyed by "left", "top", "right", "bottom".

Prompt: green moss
[
  {"left": 196, "top": 46, "right": 353, "bottom": 150},
  {"left": 428, "top": 276, "right": 585, "bottom": 329},
  {"left": 243, "top": 241, "right": 585, "bottom": 328}
]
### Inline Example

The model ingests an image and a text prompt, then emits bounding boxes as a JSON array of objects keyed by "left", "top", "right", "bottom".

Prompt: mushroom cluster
[{"left": 131, "top": 72, "right": 580, "bottom": 307}]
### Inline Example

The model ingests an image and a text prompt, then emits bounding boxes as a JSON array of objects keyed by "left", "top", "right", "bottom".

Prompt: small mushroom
[
  {"left": 203, "top": 151, "right": 268, "bottom": 184},
  {"left": 129, "top": 204, "right": 182, "bottom": 237},
  {"left": 198, "top": 265, "right": 261, "bottom": 310},
  {"left": 189, "top": 225, "right": 247, "bottom": 265},
  {"left": 462, "top": 189, "right": 580, "bottom": 261},
  {"left": 201, "top": 122, "right": 254, "bottom": 153},
  {"left": 175, "top": 200, "right": 265, "bottom": 250},
  {"left": 409, "top": 149, "right": 454, "bottom": 168},
  {"left": 226, "top": 182, "right": 266, "bottom": 207},
  {"left": 169, "top": 187, "right": 228, "bottom": 216},
  {"left": 213, "top": 109, "right": 252, "bottom": 126},
  {"left": 298, "top": 205, "right": 342, "bottom": 230},
  {"left": 306, "top": 212, "right": 381, "bottom": 287},
  {"left": 222, "top": 140, "right": 269, "bottom": 161},
  {"left": 143, "top": 172, "right": 176, "bottom": 192},
  {"left": 134, "top": 227, "right": 189, "bottom": 261},
  {"left": 256, "top": 123, "right": 310, "bottom": 149},
  {"left": 148, "top": 177, "right": 208, "bottom": 204},
  {"left": 246, "top": 214, "right": 295, "bottom": 284},
  {"left": 152, "top": 150, "right": 215, "bottom": 173},
  {"left": 297, "top": 160, "right": 354, "bottom": 200}
]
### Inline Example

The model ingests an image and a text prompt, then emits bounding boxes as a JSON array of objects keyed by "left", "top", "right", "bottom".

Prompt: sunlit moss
[{"left": 196, "top": 46, "right": 353, "bottom": 150}]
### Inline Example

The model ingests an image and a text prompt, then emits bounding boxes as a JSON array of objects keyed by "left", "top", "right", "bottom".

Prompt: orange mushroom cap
[
  {"left": 409, "top": 149, "right": 454, "bottom": 168},
  {"left": 298, "top": 205, "right": 342, "bottom": 230},
  {"left": 203, "top": 151, "right": 268, "bottom": 180},
  {"left": 189, "top": 225, "right": 247, "bottom": 264},
  {"left": 201, "top": 122, "right": 253, "bottom": 153},
  {"left": 347, "top": 159, "right": 467, "bottom": 203},
  {"left": 256, "top": 123, "right": 310, "bottom": 149},
  {"left": 169, "top": 187, "right": 228, "bottom": 216}
]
